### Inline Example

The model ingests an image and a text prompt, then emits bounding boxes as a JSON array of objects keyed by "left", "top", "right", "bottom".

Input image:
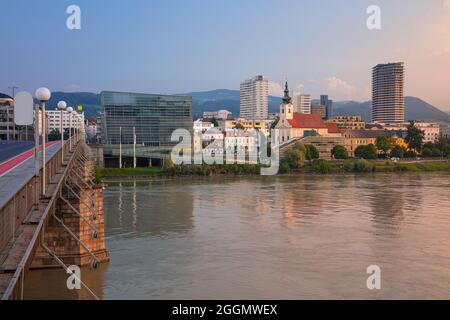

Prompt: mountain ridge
[{"left": 45, "top": 90, "right": 450, "bottom": 123}]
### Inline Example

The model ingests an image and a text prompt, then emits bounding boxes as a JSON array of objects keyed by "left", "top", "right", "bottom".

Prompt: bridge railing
[{"left": 0, "top": 135, "right": 80, "bottom": 254}]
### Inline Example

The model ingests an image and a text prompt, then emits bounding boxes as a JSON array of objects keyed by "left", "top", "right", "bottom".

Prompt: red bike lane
[{"left": 0, "top": 141, "right": 60, "bottom": 177}]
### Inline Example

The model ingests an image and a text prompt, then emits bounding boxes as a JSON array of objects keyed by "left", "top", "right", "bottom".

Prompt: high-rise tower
[
  {"left": 372, "top": 62, "right": 405, "bottom": 123},
  {"left": 240, "top": 75, "right": 269, "bottom": 120}
]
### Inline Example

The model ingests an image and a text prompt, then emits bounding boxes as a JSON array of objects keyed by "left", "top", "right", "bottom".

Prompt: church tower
[{"left": 280, "top": 81, "right": 294, "bottom": 120}]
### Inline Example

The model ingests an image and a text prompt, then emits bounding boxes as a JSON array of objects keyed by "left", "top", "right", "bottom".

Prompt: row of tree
[
  {"left": 280, "top": 143, "right": 319, "bottom": 172},
  {"left": 332, "top": 121, "right": 450, "bottom": 160}
]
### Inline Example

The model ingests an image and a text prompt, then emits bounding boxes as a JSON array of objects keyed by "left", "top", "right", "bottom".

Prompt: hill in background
[
  {"left": 332, "top": 97, "right": 450, "bottom": 123},
  {"left": 46, "top": 92, "right": 101, "bottom": 118},
  {"left": 48, "top": 90, "right": 450, "bottom": 123}
]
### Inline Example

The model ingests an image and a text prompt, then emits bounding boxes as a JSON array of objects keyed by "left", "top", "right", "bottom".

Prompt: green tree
[
  {"left": 305, "top": 144, "right": 320, "bottom": 160},
  {"left": 279, "top": 162, "right": 291, "bottom": 174},
  {"left": 390, "top": 145, "right": 406, "bottom": 158},
  {"left": 354, "top": 145, "right": 366, "bottom": 158},
  {"left": 282, "top": 143, "right": 307, "bottom": 169},
  {"left": 292, "top": 142, "right": 307, "bottom": 154},
  {"left": 283, "top": 149, "right": 305, "bottom": 169},
  {"left": 331, "top": 145, "right": 348, "bottom": 159},
  {"left": 355, "top": 144, "right": 377, "bottom": 159},
  {"left": 404, "top": 150, "right": 417, "bottom": 158},
  {"left": 166, "top": 154, "right": 175, "bottom": 170},
  {"left": 233, "top": 123, "right": 245, "bottom": 130},
  {"left": 376, "top": 135, "right": 395, "bottom": 157},
  {"left": 48, "top": 129, "right": 61, "bottom": 142},
  {"left": 405, "top": 121, "right": 425, "bottom": 153},
  {"left": 422, "top": 148, "right": 433, "bottom": 158},
  {"left": 443, "top": 144, "right": 450, "bottom": 158},
  {"left": 431, "top": 147, "right": 442, "bottom": 157},
  {"left": 435, "top": 136, "right": 448, "bottom": 154},
  {"left": 210, "top": 117, "right": 219, "bottom": 127}
]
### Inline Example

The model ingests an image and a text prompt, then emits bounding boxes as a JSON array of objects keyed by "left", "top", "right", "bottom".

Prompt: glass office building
[{"left": 101, "top": 91, "right": 192, "bottom": 167}]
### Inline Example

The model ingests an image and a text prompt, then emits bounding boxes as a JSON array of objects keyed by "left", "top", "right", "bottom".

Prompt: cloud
[
  {"left": 325, "top": 76, "right": 356, "bottom": 99},
  {"left": 268, "top": 81, "right": 284, "bottom": 97},
  {"left": 66, "top": 84, "right": 81, "bottom": 91},
  {"left": 428, "top": 46, "right": 450, "bottom": 57},
  {"left": 269, "top": 81, "right": 304, "bottom": 97},
  {"left": 294, "top": 83, "right": 304, "bottom": 92}
]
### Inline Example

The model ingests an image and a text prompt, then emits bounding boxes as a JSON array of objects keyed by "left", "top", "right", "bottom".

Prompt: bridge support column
[{"left": 31, "top": 163, "right": 109, "bottom": 269}]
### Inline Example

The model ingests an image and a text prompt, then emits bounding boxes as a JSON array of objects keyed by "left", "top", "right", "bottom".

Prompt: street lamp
[
  {"left": 67, "top": 107, "right": 74, "bottom": 151},
  {"left": 57, "top": 101, "right": 67, "bottom": 165},
  {"left": 35, "top": 87, "right": 51, "bottom": 197}
]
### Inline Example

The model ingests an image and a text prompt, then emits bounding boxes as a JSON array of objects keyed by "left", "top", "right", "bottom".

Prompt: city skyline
[{"left": 1, "top": 0, "right": 450, "bottom": 111}]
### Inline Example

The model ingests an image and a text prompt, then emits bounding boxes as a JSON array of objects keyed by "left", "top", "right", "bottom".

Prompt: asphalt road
[
  {"left": 0, "top": 141, "right": 61, "bottom": 209},
  {"left": 0, "top": 141, "right": 34, "bottom": 163}
]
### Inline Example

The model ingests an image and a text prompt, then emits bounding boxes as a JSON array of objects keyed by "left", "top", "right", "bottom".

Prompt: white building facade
[
  {"left": 193, "top": 119, "right": 214, "bottom": 132},
  {"left": 203, "top": 110, "right": 232, "bottom": 120},
  {"left": 415, "top": 121, "right": 440, "bottom": 143},
  {"left": 372, "top": 62, "right": 405, "bottom": 123},
  {"left": 46, "top": 110, "right": 85, "bottom": 133},
  {"left": 440, "top": 124, "right": 450, "bottom": 139},
  {"left": 292, "top": 93, "right": 311, "bottom": 114},
  {"left": 240, "top": 75, "right": 269, "bottom": 120}
]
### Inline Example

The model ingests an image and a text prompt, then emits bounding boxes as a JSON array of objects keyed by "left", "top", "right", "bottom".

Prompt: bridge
[{"left": 0, "top": 136, "right": 109, "bottom": 300}]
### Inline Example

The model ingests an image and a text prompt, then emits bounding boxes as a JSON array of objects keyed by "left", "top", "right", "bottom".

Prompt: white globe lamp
[
  {"left": 35, "top": 87, "right": 51, "bottom": 102},
  {"left": 35, "top": 87, "right": 51, "bottom": 196},
  {"left": 57, "top": 101, "right": 67, "bottom": 110}
]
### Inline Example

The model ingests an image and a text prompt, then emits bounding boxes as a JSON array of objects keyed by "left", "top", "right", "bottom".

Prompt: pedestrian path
[{"left": 0, "top": 141, "right": 61, "bottom": 209}]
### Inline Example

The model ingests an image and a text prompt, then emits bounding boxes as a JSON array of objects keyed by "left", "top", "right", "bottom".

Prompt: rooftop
[
  {"left": 344, "top": 129, "right": 386, "bottom": 139},
  {"left": 325, "top": 122, "right": 342, "bottom": 134},
  {"left": 287, "top": 113, "right": 328, "bottom": 129}
]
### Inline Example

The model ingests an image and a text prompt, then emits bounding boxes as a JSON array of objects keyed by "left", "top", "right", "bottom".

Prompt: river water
[{"left": 24, "top": 173, "right": 450, "bottom": 299}]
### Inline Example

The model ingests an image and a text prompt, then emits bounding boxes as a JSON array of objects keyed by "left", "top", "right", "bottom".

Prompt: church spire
[{"left": 282, "top": 81, "right": 291, "bottom": 104}]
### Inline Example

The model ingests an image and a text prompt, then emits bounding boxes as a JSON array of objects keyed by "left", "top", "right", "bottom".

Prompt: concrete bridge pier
[
  {"left": 31, "top": 146, "right": 110, "bottom": 269},
  {"left": 0, "top": 138, "right": 110, "bottom": 300}
]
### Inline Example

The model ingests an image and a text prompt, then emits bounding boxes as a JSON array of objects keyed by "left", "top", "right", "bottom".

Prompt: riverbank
[{"left": 95, "top": 160, "right": 450, "bottom": 181}]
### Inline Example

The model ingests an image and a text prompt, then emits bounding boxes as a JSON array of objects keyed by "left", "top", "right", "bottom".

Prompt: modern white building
[
  {"left": 440, "top": 124, "right": 450, "bottom": 139},
  {"left": 372, "top": 62, "right": 405, "bottom": 123},
  {"left": 0, "top": 93, "right": 15, "bottom": 140},
  {"left": 415, "top": 121, "right": 440, "bottom": 143},
  {"left": 240, "top": 75, "right": 268, "bottom": 120},
  {"left": 203, "top": 110, "right": 232, "bottom": 120},
  {"left": 46, "top": 109, "right": 85, "bottom": 133},
  {"left": 193, "top": 119, "right": 214, "bottom": 132},
  {"left": 374, "top": 121, "right": 440, "bottom": 143},
  {"left": 224, "top": 129, "right": 257, "bottom": 155},
  {"left": 193, "top": 127, "right": 259, "bottom": 161},
  {"left": 292, "top": 93, "right": 311, "bottom": 114}
]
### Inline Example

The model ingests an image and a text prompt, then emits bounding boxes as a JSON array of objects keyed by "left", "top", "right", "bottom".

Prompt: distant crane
[{"left": 8, "top": 86, "right": 19, "bottom": 97}]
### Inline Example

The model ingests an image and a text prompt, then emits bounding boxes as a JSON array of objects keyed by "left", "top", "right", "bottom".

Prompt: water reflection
[
  {"left": 104, "top": 180, "right": 195, "bottom": 238},
  {"left": 24, "top": 264, "right": 107, "bottom": 300},
  {"left": 24, "top": 173, "right": 450, "bottom": 299}
]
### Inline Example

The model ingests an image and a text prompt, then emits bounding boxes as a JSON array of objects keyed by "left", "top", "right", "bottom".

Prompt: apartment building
[{"left": 240, "top": 75, "right": 269, "bottom": 120}]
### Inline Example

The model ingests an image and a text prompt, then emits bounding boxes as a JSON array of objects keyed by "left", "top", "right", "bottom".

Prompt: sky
[{"left": 1, "top": 0, "right": 449, "bottom": 110}]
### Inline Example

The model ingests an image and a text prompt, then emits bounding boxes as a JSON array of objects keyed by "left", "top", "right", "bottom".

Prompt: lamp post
[
  {"left": 119, "top": 126, "right": 122, "bottom": 168},
  {"left": 57, "top": 101, "right": 67, "bottom": 165},
  {"left": 133, "top": 126, "right": 136, "bottom": 168},
  {"left": 33, "top": 104, "right": 40, "bottom": 206},
  {"left": 35, "top": 87, "right": 51, "bottom": 197},
  {"left": 67, "top": 107, "right": 74, "bottom": 151}
]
